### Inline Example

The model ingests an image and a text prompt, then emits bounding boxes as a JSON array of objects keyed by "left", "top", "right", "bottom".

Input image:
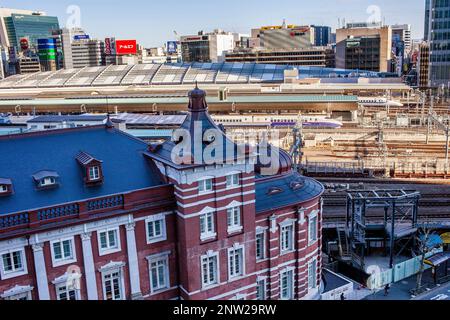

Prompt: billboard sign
[
  {"left": 115, "top": 40, "right": 137, "bottom": 55},
  {"left": 167, "top": 41, "right": 178, "bottom": 54},
  {"left": 74, "top": 34, "right": 90, "bottom": 41},
  {"left": 38, "top": 38, "right": 57, "bottom": 61},
  {"left": 105, "top": 38, "right": 112, "bottom": 55}
]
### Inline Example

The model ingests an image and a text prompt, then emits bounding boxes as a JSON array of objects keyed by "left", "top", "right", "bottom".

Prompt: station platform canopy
[{"left": 0, "top": 62, "right": 387, "bottom": 89}]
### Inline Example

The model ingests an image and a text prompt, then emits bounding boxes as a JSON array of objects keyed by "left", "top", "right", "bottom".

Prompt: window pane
[
  {"left": 154, "top": 220, "right": 161, "bottom": 237},
  {"left": 2, "top": 253, "right": 12, "bottom": 272},
  {"left": 148, "top": 222, "right": 155, "bottom": 238},
  {"left": 108, "top": 230, "right": 117, "bottom": 248},
  {"left": 100, "top": 232, "right": 107, "bottom": 249},
  {"left": 12, "top": 251, "right": 22, "bottom": 270},
  {"left": 63, "top": 240, "right": 72, "bottom": 258},
  {"left": 53, "top": 242, "right": 62, "bottom": 260}
]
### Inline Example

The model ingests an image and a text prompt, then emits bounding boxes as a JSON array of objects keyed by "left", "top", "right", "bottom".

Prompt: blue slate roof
[
  {"left": 255, "top": 172, "right": 324, "bottom": 214},
  {"left": 0, "top": 126, "right": 164, "bottom": 215},
  {"left": 28, "top": 115, "right": 107, "bottom": 123}
]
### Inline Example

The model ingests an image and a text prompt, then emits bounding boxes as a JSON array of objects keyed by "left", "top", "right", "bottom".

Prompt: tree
[{"left": 415, "top": 224, "right": 435, "bottom": 292}]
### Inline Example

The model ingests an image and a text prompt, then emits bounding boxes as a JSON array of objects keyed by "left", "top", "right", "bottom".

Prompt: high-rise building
[
  {"left": 418, "top": 42, "right": 430, "bottom": 88},
  {"left": 71, "top": 39, "right": 105, "bottom": 68},
  {"left": 424, "top": 0, "right": 431, "bottom": 41},
  {"left": 180, "top": 30, "right": 235, "bottom": 62},
  {"left": 0, "top": 8, "right": 38, "bottom": 48},
  {"left": 312, "top": 26, "right": 332, "bottom": 46},
  {"left": 391, "top": 24, "right": 412, "bottom": 54},
  {"left": 336, "top": 23, "right": 392, "bottom": 72},
  {"left": 2, "top": 12, "right": 59, "bottom": 51},
  {"left": 426, "top": 0, "right": 450, "bottom": 87}
]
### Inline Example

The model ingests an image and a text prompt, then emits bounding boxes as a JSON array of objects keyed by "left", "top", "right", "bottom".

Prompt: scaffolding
[{"left": 345, "top": 189, "right": 421, "bottom": 270}]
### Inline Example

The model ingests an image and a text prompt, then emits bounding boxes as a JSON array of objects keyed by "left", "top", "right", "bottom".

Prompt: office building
[
  {"left": 0, "top": 87, "right": 324, "bottom": 300},
  {"left": 71, "top": 39, "right": 105, "bottom": 69},
  {"left": 336, "top": 23, "right": 392, "bottom": 72},
  {"left": 225, "top": 47, "right": 335, "bottom": 67},
  {"left": 180, "top": 30, "right": 235, "bottom": 62},
  {"left": 312, "top": 26, "right": 332, "bottom": 46},
  {"left": 0, "top": 8, "right": 38, "bottom": 48},
  {"left": 17, "top": 56, "right": 41, "bottom": 74},
  {"left": 425, "top": 0, "right": 450, "bottom": 87},
  {"left": 391, "top": 24, "right": 412, "bottom": 54},
  {"left": 251, "top": 24, "right": 315, "bottom": 50},
  {"left": 1, "top": 11, "right": 59, "bottom": 51},
  {"left": 418, "top": 42, "right": 430, "bottom": 88}
]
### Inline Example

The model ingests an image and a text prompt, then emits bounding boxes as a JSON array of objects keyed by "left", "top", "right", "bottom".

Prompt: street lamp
[{"left": 91, "top": 91, "right": 110, "bottom": 114}]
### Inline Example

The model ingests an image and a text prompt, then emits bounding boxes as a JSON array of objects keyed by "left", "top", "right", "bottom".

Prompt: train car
[
  {"left": 211, "top": 114, "right": 343, "bottom": 129},
  {"left": 359, "top": 97, "right": 404, "bottom": 107}
]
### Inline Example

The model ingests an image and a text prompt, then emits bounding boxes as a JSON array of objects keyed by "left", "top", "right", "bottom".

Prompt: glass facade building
[
  {"left": 427, "top": 0, "right": 450, "bottom": 86},
  {"left": 5, "top": 13, "right": 59, "bottom": 50},
  {"left": 312, "top": 26, "right": 332, "bottom": 46}
]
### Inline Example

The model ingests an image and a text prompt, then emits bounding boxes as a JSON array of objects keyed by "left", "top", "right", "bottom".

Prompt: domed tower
[
  {"left": 146, "top": 86, "right": 324, "bottom": 300},
  {"left": 146, "top": 86, "right": 258, "bottom": 300}
]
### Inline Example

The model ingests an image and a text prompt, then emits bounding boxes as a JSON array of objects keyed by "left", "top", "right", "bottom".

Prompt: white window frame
[
  {"left": 201, "top": 251, "right": 219, "bottom": 288},
  {"left": 97, "top": 227, "right": 121, "bottom": 256},
  {"left": 227, "top": 244, "right": 245, "bottom": 280},
  {"left": 255, "top": 231, "right": 266, "bottom": 261},
  {"left": 0, "top": 248, "right": 27, "bottom": 280},
  {"left": 308, "top": 211, "right": 319, "bottom": 246},
  {"left": 256, "top": 278, "right": 267, "bottom": 300},
  {"left": 0, "top": 185, "right": 8, "bottom": 193},
  {"left": 146, "top": 214, "right": 167, "bottom": 244},
  {"left": 308, "top": 258, "right": 318, "bottom": 290},
  {"left": 55, "top": 282, "right": 80, "bottom": 301},
  {"left": 89, "top": 166, "right": 101, "bottom": 181},
  {"left": 280, "top": 220, "right": 295, "bottom": 255},
  {"left": 101, "top": 267, "right": 125, "bottom": 301},
  {"left": 227, "top": 206, "right": 242, "bottom": 234},
  {"left": 200, "top": 211, "right": 216, "bottom": 241},
  {"left": 50, "top": 237, "right": 77, "bottom": 267},
  {"left": 198, "top": 177, "right": 214, "bottom": 194},
  {"left": 147, "top": 252, "right": 170, "bottom": 294},
  {"left": 280, "top": 268, "right": 295, "bottom": 300},
  {"left": 226, "top": 173, "right": 240, "bottom": 189},
  {"left": 41, "top": 177, "right": 56, "bottom": 187}
]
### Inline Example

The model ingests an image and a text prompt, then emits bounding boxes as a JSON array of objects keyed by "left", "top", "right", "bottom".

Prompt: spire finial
[
  {"left": 105, "top": 113, "right": 114, "bottom": 129},
  {"left": 195, "top": 81, "right": 199, "bottom": 89}
]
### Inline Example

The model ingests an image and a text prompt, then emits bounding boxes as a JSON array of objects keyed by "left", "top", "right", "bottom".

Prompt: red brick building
[{"left": 0, "top": 87, "right": 324, "bottom": 300}]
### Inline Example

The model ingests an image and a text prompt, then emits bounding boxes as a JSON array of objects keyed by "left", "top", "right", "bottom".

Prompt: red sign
[
  {"left": 115, "top": 40, "right": 137, "bottom": 55},
  {"left": 20, "top": 38, "right": 29, "bottom": 51}
]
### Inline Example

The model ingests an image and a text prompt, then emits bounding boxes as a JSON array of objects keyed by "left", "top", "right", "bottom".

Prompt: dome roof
[{"left": 255, "top": 145, "right": 293, "bottom": 177}]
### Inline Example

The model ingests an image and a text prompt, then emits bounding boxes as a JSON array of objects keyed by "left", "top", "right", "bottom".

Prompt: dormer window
[
  {"left": 89, "top": 166, "right": 101, "bottom": 181},
  {"left": 32, "top": 171, "right": 59, "bottom": 189},
  {"left": 0, "top": 178, "right": 12, "bottom": 196},
  {"left": 76, "top": 151, "right": 104, "bottom": 185}
]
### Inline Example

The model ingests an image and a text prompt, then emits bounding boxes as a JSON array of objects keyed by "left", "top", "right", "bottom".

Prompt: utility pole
[{"left": 426, "top": 96, "right": 433, "bottom": 144}]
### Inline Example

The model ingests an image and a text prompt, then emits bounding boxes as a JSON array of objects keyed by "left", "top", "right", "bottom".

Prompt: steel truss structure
[{"left": 345, "top": 189, "right": 421, "bottom": 269}]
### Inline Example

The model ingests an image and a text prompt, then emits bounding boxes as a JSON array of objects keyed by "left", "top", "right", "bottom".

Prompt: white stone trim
[
  {"left": 147, "top": 251, "right": 171, "bottom": 295},
  {"left": 1, "top": 285, "right": 33, "bottom": 300},
  {"left": 97, "top": 227, "right": 122, "bottom": 256},
  {"left": 145, "top": 214, "right": 168, "bottom": 244},
  {"left": 0, "top": 247, "right": 28, "bottom": 280},
  {"left": 176, "top": 191, "right": 255, "bottom": 209},
  {"left": 227, "top": 243, "right": 246, "bottom": 280},
  {"left": 50, "top": 236, "right": 77, "bottom": 268}
]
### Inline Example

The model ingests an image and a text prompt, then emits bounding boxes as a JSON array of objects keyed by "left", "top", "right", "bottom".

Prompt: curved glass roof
[{"left": 0, "top": 62, "right": 383, "bottom": 89}]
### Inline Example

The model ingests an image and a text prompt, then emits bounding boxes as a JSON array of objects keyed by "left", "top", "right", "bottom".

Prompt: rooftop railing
[{"left": 0, "top": 185, "right": 174, "bottom": 235}]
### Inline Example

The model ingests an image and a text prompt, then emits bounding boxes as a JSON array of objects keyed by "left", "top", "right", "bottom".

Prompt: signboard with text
[{"left": 115, "top": 39, "right": 137, "bottom": 55}]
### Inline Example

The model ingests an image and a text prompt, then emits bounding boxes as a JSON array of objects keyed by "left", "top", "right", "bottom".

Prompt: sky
[{"left": 1, "top": 0, "right": 426, "bottom": 47}]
